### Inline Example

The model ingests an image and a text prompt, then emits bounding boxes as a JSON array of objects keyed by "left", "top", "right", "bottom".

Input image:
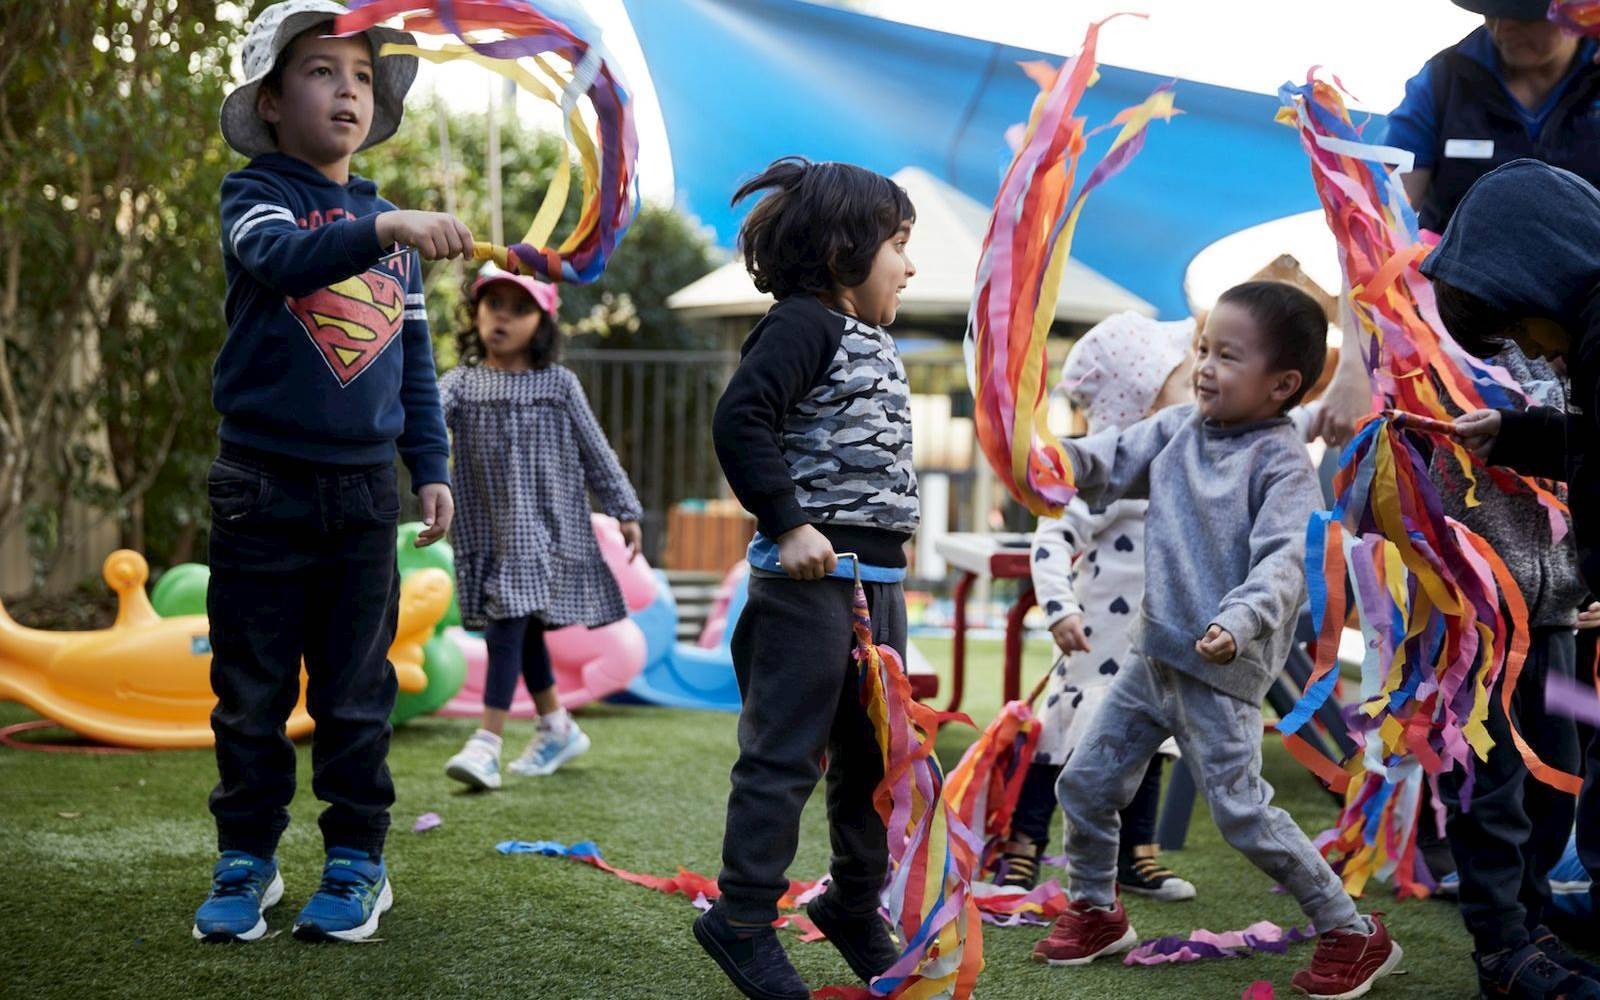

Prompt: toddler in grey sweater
[{"left": 1033, "top": 282, "right": 1401, "bottom": 1000}]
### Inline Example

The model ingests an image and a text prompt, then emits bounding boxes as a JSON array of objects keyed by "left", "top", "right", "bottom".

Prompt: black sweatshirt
[
  {"left": 712, "top": 295, "right": 918, "bottom": 568},
  {"left": 1422, "top": 158, "right": 1600, "bottom": 592}
]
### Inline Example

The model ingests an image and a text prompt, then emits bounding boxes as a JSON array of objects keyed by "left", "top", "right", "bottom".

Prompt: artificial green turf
[{"left": 0, "top": 637, "right": 1532, "bottom": 998}]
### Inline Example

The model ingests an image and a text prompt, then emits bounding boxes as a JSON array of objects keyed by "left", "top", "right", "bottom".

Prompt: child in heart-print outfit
[{"left": 987, "top": 311, "right": 1198, "bottom": 903}]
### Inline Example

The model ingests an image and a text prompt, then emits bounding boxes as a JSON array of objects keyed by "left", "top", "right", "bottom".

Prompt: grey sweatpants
[{"left": 1057, "top": 655, "right": 1360, "bottom": 934}]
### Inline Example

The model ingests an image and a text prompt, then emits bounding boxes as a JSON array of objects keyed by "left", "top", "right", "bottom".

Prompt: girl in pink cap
[
  {"left": 440, "top": 265, "right": 643, "bottom": 790},
  {"left": 989, "top": 310, "right": 1198, "bottom": 902}
]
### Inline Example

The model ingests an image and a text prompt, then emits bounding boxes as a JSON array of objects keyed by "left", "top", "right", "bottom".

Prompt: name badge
[{"left": 1443, "top": 138, "right": 1494, "bottom": 160}]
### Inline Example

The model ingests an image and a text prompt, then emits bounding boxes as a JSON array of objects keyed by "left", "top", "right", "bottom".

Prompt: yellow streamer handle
[{"left": 472, "top": 242, "right": 511, "bottom": 269}]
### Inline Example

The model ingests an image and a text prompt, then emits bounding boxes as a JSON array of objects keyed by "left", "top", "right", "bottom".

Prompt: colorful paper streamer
[
  {"left": 336, "top": 0, "right": 639, "bottom": 283},
  {"left": 1123, "top": 921, "right": 1315, "bottom": 966},
  {"left": 1549, "top": 0, "right": 1600, "bottom": 36},
  {"left": 412, "top": 811, "right": 442, "bottom": 833},
  {"left": 1545, "top": 670, "right": 1600, "bottom": 727},
  {"left": 1274, "top": 73, "right": 1579, "bottom": 899},
  {"left": 964, "top": 16, "right": 1178, "bottom": 516}
]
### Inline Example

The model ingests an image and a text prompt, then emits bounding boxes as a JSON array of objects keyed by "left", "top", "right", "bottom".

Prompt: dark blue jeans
[
  {"left": 1442, "top": 627, "right": 1580, "bottom": 952},
  {"left": 1577, "top": 628, "right": 1599, "bottom": 921},
  {"left": 205, "top": 443, "right": 401, "bottom": 859}
]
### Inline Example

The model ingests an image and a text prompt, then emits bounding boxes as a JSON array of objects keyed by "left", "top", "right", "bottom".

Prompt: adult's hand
[{"left": 1308, "top": 325, "right": 1376, "bottom": 448}]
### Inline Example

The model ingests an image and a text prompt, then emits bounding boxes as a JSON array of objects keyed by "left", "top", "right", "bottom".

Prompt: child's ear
[
  {"left": 257, "top": 88, "right": 281, "bottom": 126},
  {"left": 1271, "top": 368, "right": 1303, "bottom": 405}
]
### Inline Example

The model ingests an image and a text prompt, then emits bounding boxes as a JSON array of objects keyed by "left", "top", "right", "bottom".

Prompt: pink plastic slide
[{"left": 440, "top": 515, "right": 660, "bottom": 714}]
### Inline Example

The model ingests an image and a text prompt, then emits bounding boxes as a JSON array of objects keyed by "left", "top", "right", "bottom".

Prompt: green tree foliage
[
  {"left": 2, "top": 9, "right": 716, "bottom": 585},
  {"left": 0, "top": 1, "right": 234, "bottom": 582}
]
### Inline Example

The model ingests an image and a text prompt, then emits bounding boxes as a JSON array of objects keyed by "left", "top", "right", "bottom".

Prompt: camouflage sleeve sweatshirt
[{"left": 712, "top": 294, "right": 919, "bottom": 569}]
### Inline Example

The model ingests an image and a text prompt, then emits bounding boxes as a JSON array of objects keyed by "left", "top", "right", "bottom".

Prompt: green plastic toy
[
  {"left": 390, "top": 629, "right": 468, "bottom": 724},
  {"left": 149, "top": 562, "right": 210, "bottom": 618},
  {"left": 396, "top": 521, "right": 461, "bottom": 631}
]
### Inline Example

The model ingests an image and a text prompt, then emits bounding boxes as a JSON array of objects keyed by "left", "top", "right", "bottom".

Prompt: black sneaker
[
  {"left": 805, "top": 893, "right": 900, "bottom": 983},
  {"left": 693, "top": 907, "right": 810, "bottom": 1000},
  {"left": 1476, "top": 943, "right": 1600, "bottom": 1000},
  {"left": 989, "top": 836, "right": 1042, "bottom": 890},
  {"left": 1117, "top": 845, "right": 1196, "bottom": 902},
  {"left": 1532, "top": 927, "right": 1600, "bottom": 982}
]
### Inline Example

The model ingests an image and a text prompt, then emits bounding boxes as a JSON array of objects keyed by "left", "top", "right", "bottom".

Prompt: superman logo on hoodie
[{"left": 286, "top": 268, "right": 406, "bottom": 387}]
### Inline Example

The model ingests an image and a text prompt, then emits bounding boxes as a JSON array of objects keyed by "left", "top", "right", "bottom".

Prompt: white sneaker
[
  {"left": 445, "top": 735, "right": 502, "bottom": 790},
  {"left": 508, "top": 722, "right": 591, "bottom": 777}
]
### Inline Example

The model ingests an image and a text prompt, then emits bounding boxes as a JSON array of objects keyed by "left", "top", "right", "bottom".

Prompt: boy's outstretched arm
[
  {"left": 1059, "top": 407, "right": 1185, "bottom": 509},
  {"left": 222, "top": 173, "right": 471, "bottom": 297}
]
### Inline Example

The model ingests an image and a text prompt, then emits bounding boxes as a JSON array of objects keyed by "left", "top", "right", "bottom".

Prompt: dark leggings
[
  {"left": 482, "top": 614, "right": 554, "bottom": 711},
  {"left": 1013, "top": 755, "right": 1164, "bottom": 854}
]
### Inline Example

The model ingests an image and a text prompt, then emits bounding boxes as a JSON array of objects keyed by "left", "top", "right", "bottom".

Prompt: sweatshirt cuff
[
  {"left": 1040, "top": 596, "right": 1083, "bottom": 628},
  {"left": 342, "top": 214, "right": 385, "bottom": 271},
  {"left": 1211, "top": 604, "right": 1263, "bottom": 647},
  {"left": 1487, "top": 407, "right": 1545, "bottom": 468},
  {"left": 750, "top": 490, "right": 809, "bottom": 541},
  {"left": 606, "top": 499, "right": 644, "bottom": 523},
  {"left": 405, "top": 451, "right": 450, "bottom": 492}
]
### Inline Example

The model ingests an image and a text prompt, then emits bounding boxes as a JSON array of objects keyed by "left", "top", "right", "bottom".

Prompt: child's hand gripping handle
[{"left": 1385, "top": 410, "right": 1463, "bottom": 438}]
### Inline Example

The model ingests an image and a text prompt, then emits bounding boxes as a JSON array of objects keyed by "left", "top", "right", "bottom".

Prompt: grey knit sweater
[
  {"left": 1429, "top": 348, "right": 1584, "bottom": 627},
  {"left": 1063, "top": 404, "right": 1322, "bottom": 704}
]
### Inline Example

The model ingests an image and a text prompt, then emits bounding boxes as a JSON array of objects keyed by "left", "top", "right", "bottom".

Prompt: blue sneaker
[
  {"left": 292, "top": 848, "right": 393, "bottom": 942},
  {"left": 193, "top": 851, "right": 283, "bottom": 942},
  {"left": 1435, "top": 870, "right": 1459, "bottom": 898},
  {"left": 507, "top": 720, "right": 591, "bottom": 777}
]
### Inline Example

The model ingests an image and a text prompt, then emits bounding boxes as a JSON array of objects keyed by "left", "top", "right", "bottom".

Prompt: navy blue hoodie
[
  {"left": 216, "top": 152, "right": 449, "bottom": 488},
  {"left": 1421, "top": 157, "right": 1600, "bottom": 592}
]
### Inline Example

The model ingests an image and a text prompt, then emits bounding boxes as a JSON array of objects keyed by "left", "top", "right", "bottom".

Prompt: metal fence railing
[
  {"left": 564, "top": 349, "right": 740, "bottom": 567},
  {"left": 564, "top": 348, "right": 981, "bottom": 575}
]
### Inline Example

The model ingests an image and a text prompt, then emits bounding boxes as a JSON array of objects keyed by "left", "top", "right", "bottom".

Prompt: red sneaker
[
  {"left": 1030, "top": 898, "right": 1138, "bottom": 966},
  {"left": 1291, "top": 914, "right": 1403, "bottom": 999}
]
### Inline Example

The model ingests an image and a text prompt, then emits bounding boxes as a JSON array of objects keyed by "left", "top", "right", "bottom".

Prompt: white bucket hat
[
  {"left": 219, "top": 0, "right": 418, "bottom": 160},
  {"left": 1060, "top": 311, "right": 1196, "bottom": 436}
]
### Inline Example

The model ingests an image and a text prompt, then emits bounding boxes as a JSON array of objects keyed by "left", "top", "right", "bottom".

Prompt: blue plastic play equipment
[
  {"left": 617, "top": 570, "right": 747, "bottom": 713},
  {"left": 633, "top": 570, "right": 679, "bottom": 674}
]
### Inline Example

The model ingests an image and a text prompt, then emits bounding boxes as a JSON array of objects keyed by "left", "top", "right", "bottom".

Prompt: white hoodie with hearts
[{"left": 1030, "top": 312, "right": 1192, "bottom": 764}]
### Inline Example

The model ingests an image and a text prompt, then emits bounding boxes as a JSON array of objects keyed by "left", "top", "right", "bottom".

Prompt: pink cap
[{"left": 471, "top": 264, "right": 560, "bottom": 316}]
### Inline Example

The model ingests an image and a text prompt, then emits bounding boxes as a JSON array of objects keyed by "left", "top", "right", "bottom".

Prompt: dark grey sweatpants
[
  {"left": 1058, "top": 655, "right": 1360, "bottom": 933},
  {"left": 715, "top": 572, "right": 905, "bottom": 925}
]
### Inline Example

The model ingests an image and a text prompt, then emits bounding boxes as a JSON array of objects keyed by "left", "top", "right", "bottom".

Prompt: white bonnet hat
[{"left": 1060, "top": 311, "right": 1195, "bottom": 436}]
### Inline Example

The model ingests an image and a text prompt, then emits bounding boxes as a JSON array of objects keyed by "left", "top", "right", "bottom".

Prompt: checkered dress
[{"left": 439, "top": 364, "right": 643, "bottom": 630}]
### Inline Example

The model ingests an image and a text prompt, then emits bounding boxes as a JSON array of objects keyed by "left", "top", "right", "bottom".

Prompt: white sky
[{"left": 407, "top": 0, "right": 1485, "bottom": 307}]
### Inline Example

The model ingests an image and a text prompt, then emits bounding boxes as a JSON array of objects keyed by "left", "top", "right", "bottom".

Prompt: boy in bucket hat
[{"left": 194, "top": 0, "right": 473, "bottom": 945}]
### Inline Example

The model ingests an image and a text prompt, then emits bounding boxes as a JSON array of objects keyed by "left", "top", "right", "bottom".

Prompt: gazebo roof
[{"left": 667, "top": 167, "right": 1154, "bottom": 323}]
